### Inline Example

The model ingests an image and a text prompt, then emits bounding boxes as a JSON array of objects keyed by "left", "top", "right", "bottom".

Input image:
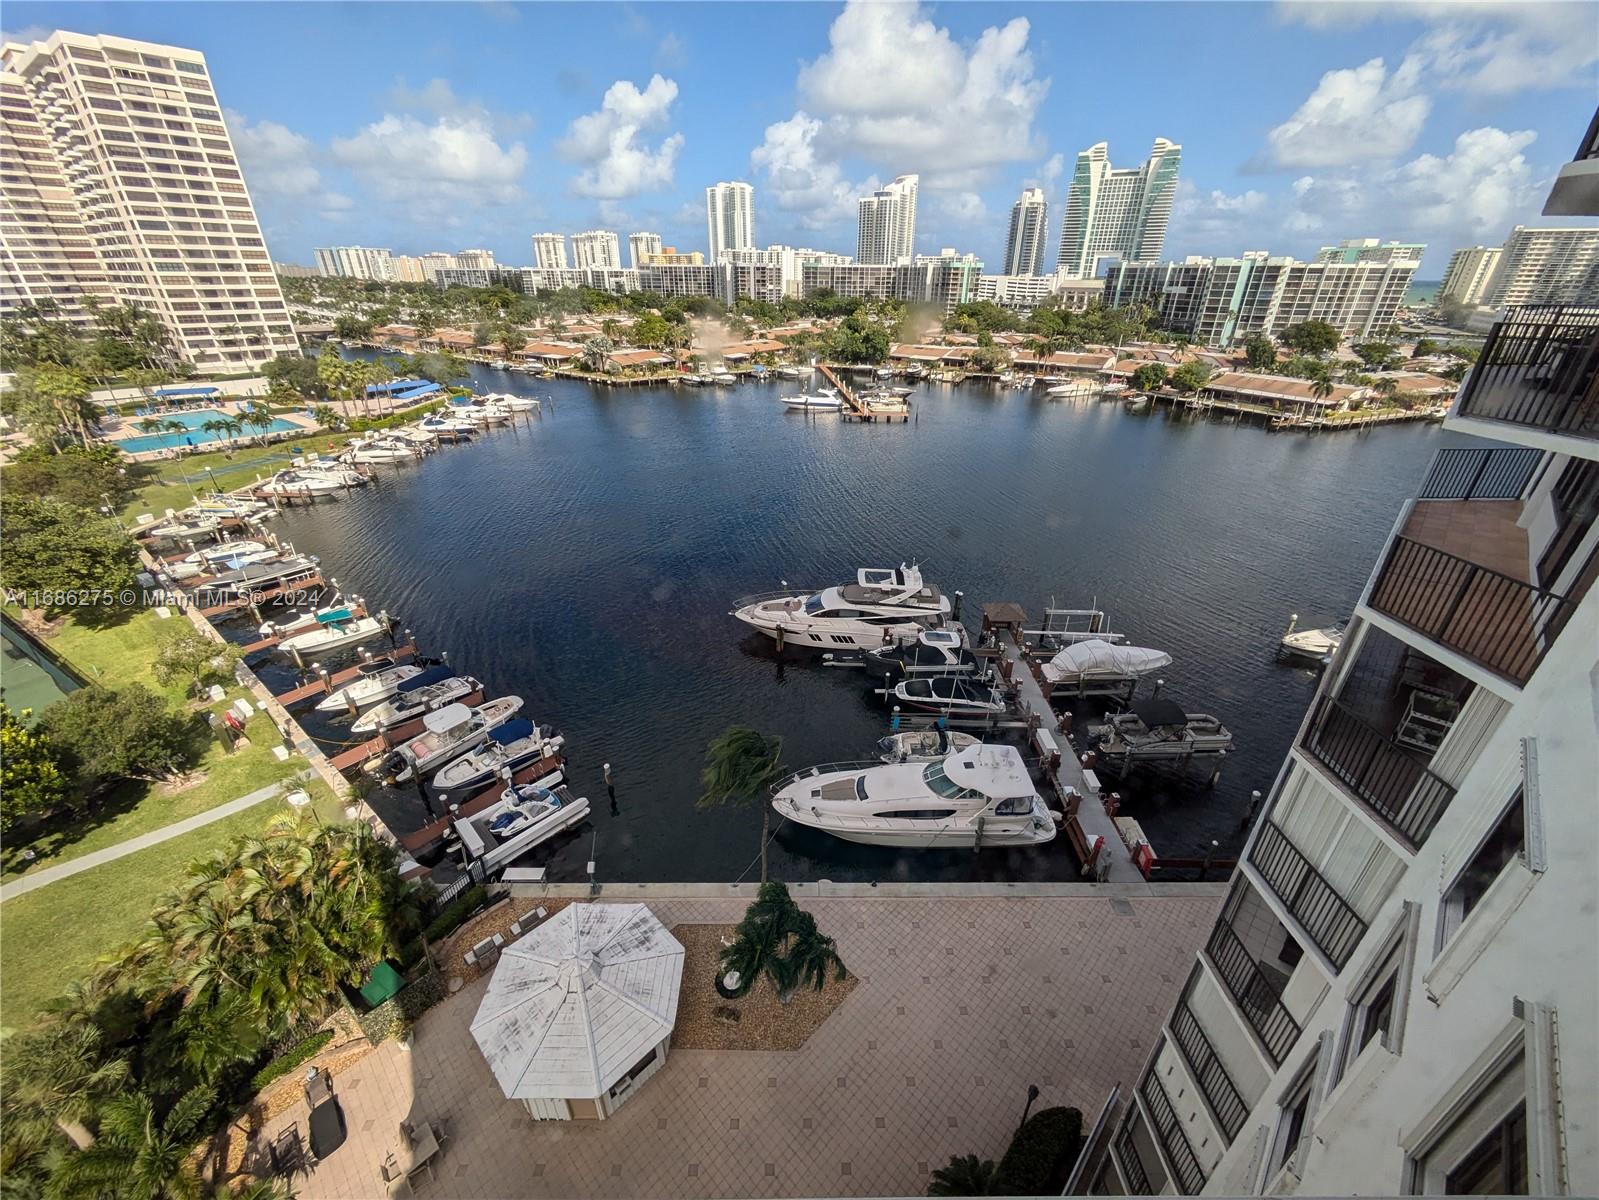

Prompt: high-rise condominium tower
[
  {"left": 856, "top": 174, "right": 919, "bottom": 266},
  {"left": 1056, "top": 138, "right": 1181, "bottom": 278},
  {"left": 1003, "top": 186, "right": 1049, "bottom": 276},
  {"left": 1482, "top": 226, "right": 1599, "bottom": 307},
  {"left": 0, "top": 30, "right": 297, "bottom": 371},
  {"left": 628, "top": 231, "right": 663, "bottom": 269},
  {"left": 570, "top": 230, "right": 621, "bottom": 271},
  {"left": 1438, "top": 246, "right": 1504, "bottom": 308},
  {"left": 314, "top": 246, "right": 393, "bottom": 280},
  {"left": 531, "top": 233, "right": 568, "bottom": 271},
  {"left": 705, "top": 182, "right": 754, "bottom": 263}
]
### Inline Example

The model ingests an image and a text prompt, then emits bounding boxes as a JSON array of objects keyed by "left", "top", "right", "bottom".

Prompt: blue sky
[{"left": 5, "top": 1, "right": 1595, "bottom": 275}]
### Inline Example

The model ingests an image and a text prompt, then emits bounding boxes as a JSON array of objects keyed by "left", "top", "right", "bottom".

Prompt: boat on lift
[
  {"left": 1039, "top": 639, "right": 1173, "bottom": 688},
  {"left": 451, "top": 776, "right": 589, "bottom": 873},
  {"left": 732, "top": 564, "right": 952, "bottom": 650},
  {"left": 431, "top": 717, "right": 564, "bottom": 791},
  {"left": 195, "top": 555, "right": 320, "bottom": 599},
  {"left": 314, "top": 658, "right": 430, "bottom": 713},
  {"left": 862, "top": 629, "right": 980, "bottom": 679},
  {"left": 877, "top": 728, "right": 980, "bottom": 763},
  {"left": 368, "top": 696, "right": 524, "bottom": 783},
  {"left": 891, "top": 676, "right": 1006, "bottom": 715},
  {"left": 349, "top": 668, "right": 481, "bottom": 734},
  {"left": 1090, "top": 698, "right": 1233, "bottom": 760},
  {"left": 770, "top": 743, "right": 1057, "bottom": 849}
]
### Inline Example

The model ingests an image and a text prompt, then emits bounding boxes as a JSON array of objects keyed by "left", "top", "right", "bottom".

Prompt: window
[
  {"left": 1446, "top": 1104, "right": 1527, "bottom": 1195},
  {"left": 1439, "top": 791, "right": 1525, "bottom": 946},
  {"left": 1268, "top": 1066, "right": 1315, "bottom": 1181},
  {"left": 1409, "top": 1046, "right": 1530, "bottom": 1195}
]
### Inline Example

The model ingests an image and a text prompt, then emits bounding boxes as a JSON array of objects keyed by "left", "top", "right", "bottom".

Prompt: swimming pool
[{"left": 113, "top": 408, "right": 302, "bottom": 453}]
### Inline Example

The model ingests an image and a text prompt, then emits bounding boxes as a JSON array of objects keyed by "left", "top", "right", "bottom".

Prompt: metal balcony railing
[
  {"left": 1368, "top": 536, "right": 1572, "bottom": 686},
  {"left": 1250, "top": 820, "right": 1369, "bottom": 968},
  {"left": 1140, "top": 1070, "right": 1207, "bottom": 1195},
  {"left": 1170, "top": 1003, "right": 1249, "bottom": 1140},
  {"left": 1456, "top": 305, "right": 1599, "bottom": 437},
  {"left": 1301, "top": 695, "right": 1457, "bottom": 848},
  {"left": 1115, "top": 1130, "right": 1152, "bottom": 1195},
  {"left": 1205, "top": 922, "right": 1302, "bottom": 1065},
  {"left": 1418, "top": 447, "right": 1544, "bottom": 500}
]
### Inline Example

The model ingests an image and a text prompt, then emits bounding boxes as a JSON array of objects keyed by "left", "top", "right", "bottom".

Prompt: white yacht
[
  {"left": 877, "top": 728, "right": 979, "bottom": 763},
  {"left": 314, "top": 659, "right": 427, "bottom": 713},
  {"left": 391, "top": 425, "right": 438, "bottom": 447},
  {"left": 1278, "top": 615, "right": 1346, "bottom": 663},
  {"left": 418, "top": 414, "right": 476, "bottom": 437},
  {"left": 349, "top": 668, "right": 480, "bottom": 734},
  {"left": 368, "top": 696, "right": 524, "bottom": 783},
  {"left": 257, "top": 469, "right": 346, "bottom": 497},
  {"left": 489, "top": 392, "right": 540, "bottom": 413},
  {"left": 770, "top": 743, "right": 1057, "bottom": 849},
  {"left": 431, "top": 718, "right": 564, "bottom": 791},
  {"left": 452, "top": 777, "right": 589, "bottom": 873},
  {"left": 732, "top": 564, "right": 951, "bottom": 650},
  {"left": 341, "top": 436, "right": 417, "bottom": 464},
  {"left": 781, "top": 389, "right": 843, "bottom": 411}
]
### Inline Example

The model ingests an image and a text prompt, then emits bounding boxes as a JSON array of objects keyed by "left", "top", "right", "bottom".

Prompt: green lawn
[
  {"left": 0, "top": 783, "right": 344, "bottom": 1032},
  {"left": 124, "top": 438, "right": 349, "bottom": 519}
]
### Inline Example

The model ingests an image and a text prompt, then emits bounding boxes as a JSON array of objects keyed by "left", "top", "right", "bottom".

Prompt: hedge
[
  {"left": 423, "top": 885, "right": 488, "bottom": 943},
  {"left": 354, "top": 971, "right": 448, "bottom": 1045},
  {"left": 991, "top": 1106, "right": 1083, "bottom": 1196},
  {"left": 250, "top": 1030, "right": 334, "bottom": 1091}
]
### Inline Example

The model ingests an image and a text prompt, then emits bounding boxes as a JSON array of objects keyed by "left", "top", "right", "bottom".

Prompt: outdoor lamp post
[{"left": 1019, "top": 1083, "right": 1040, "bottom": 1132}]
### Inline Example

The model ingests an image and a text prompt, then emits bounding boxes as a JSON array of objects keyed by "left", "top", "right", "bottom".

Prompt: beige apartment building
[{"left": 0, "top": 30, "right": 296, "bottom": 371}]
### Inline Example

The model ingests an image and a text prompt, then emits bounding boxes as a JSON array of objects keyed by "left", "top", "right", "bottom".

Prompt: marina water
[{"left": 267, "top": 361, "right": 1477, "bottom": 884}]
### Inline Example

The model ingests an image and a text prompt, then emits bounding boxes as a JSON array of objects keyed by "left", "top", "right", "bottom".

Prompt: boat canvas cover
[
  {"left": 315, "top": 607, "right": 355, "bottom": 625},
  {"left": 1042, "top": 640, "right": 1172, "bottom": 683},
  {"left": 396, "top": 665, "right": 455, "bottom": 693},
  {"left": 488, "top": 718, "right": 535, "bottom": 747},
  {"left": 422, "top": 703, "right": 472, "bottom": 733},
  {"left": 1132, "top": 697, "right": 1188, "bottom": 729}
]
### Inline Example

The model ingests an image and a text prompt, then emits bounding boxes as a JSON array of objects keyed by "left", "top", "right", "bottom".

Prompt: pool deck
[{"left": 102, "top": 410, "right": 320, "bottom": 461}]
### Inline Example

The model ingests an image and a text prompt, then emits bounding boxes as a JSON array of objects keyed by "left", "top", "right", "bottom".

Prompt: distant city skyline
[{"left": 5, "top": 2, "right": 1589, "bottom": 276}]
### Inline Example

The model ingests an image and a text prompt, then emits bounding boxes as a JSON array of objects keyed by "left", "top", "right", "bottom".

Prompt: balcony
[
  {"left": 1249, "top": 819, "right": 1368, "bottom": 968},
  {"left": 1113, "top": 1128, "right": 1153, "bottom": 1195},
  {"left": 1140, "top": 1069, "right": 1206, "bottom": 1195},
  {"left": 1205, "top": 915, "right": 1302, "bottom": 1066},
  {"left": 1455, "top": 305, "right": 1599, "bottom": 439},
  {"left": 1169, "top": 1002, "right": 1249, "bottom": 1140}
]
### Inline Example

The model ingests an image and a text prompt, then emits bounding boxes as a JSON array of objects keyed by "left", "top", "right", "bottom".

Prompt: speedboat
[
  {"left": 877, "top": 728, "right": 980, "bottom": 763},
  {"left": 431, "top": 718, "right": 564, "bottom": 792},
  {"left": 1039, "top": 640, "right": 1173, "bottom": 687},
  {"left": 1279, "top": 616, "right": 1346, "bottom": 663},
  {"left": 1090, "top": 698, "right": 1233, "bottom": 759},
  {"left": 452, "top": 777, "right": 589, "bottom": 872},
  {"left": 315, "top": 659, "right": 428, "bottom": 713},
  {"left": 291, "top": 457, "right": 368, "bottom": 486},
  {"left": 367, "top": 697, "right": 524, "bottom": 783},
  {"left": 390, "top": 425, "right": 438, "bottom": 447},
  {"left": 1046, "top": 381, "right": 1094, "bottom": 399},
  {"left": 185, "top": 495, "right": 272, "bottom": 521},
  {"left": 770, "top": 743, "right": 1057, "bottom": 848},
  {"left": 257, "top": 469, "right": 347, "bottom": 497},
  {"left": 139, "top": 515, "right": 221, "bottom": 542},
  {"left": 418, "top": 414, "right": 475, "bottom": 437},
  {"left": 862, "top": 629, "right": 979, "bottom": 679},
  {"left": 260, "top": 603, "right": 356, "bottom": 641},
  {"left": 193, "top": 555, "right": 320, "bottom": 599},
  {"left": 732, "top": 564, "right": 951, "bottom": 650},
  {"left": 489, "top": 392, "right": 540, "bottom": 413},
  {"left": 341, "top": 437, "right": 416, "bottom": 464},
  {"left": 349, "top": 668, "right": 480, "bottom": 734},
  {"left": 775, "top": 365, "right": 806, "bottom": 380},
  {"left": 276, "top": 615, "right": 389, "bottom": 657},
  {"left": 713, "top": 373, "right": 737, "bottom": 385},
  {"left": 781, "top": 389, "right": 843, "bottom": 411},
  {"left": 892, "top": 676, "right": 1005, "bottom": 715}
]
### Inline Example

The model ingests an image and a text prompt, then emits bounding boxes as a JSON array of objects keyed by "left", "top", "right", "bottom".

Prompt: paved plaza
[{"left": 266, "top": 890, "right": 1221, "bottom": 1199}]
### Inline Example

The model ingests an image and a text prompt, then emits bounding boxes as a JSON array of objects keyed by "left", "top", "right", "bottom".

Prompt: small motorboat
[
  {"left": 863, "top": 629, "right": 979, "bottom": 679},
  {"left": 1046, "top": 380, "right": 1095, "bottom": 399},
  {"left": 291, "top": 457, "right": 368, "bottom": 486},
  {"left": 877, "top": 728, "right": 980, "bottom": 763},
  {"left": 185, "top": 495, "right": 271, "bottom": 520},
  {"left": 488, "top": 359, "right": 511, "bottom": 370},
  {"left": 452, "top": 778, "right": 589, "bottom": 872},
  {"left": 341, "top": 437, "right": 416, "bottom": 464},
  {"left": 185, "top": 539, "right": 272, "bottom": 566},
  {"left": 892, "top": 676, "right": 1005, "bottom": 715},
  {"left": 775, "top": 365, "right": 804, "bottom": 380},
  {"left": 276, "top": 615, "right": 389, "bottom": 657},
  {"left": 1090, "top": 698, "right": 1233, "bottom": 760},
  {"left": 713, "top": 373, "right": 737, "bottom": 385},
  {"left": 781, "top": 389, "right": 843, "bottom": 411},
  {"left": 257, "top": 469, "right": 347, "bottom": 498},
  {"left": 390, "top": 425, "right": 438, "bottom": 447},
  {"left": 368, "top": 696, "right": 524, "bottom": 783},
  {"left": 349, "top": 669, "right": 480, "bottom": 734},
  {"left": 139, "top": 515, "right": 222, "bottom": 542},
  {"left": 1278, "top": 616, "right": 1346, "bottom": 663},
  {"left": 431, "top": 717, "right": 564, "bottom": 791},
  {"left": 418, "top": 414, "right": 475, "bottom": 437},
  {"left": 492, "top": 393, "right": 540, "bottom": 413},
  {"left": 315, "top": 659, "right": 427, "bottom": 713},
  {"left": 260, "top": 603, "right": 355, "bottom": 641},
  {"left": 1039, "top": 640, "right": 1173, "bottom": 687},
  {"left": 194, "top": 555, "right": 320, "bottom": 599}
]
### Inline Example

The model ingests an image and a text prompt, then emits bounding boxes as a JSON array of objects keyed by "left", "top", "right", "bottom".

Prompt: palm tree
[
  {"left": 718, "top": 881, "right": 795, "bottom": 993},
  {"left": 697, "top": 726, "right": 784, "bottom": 883},
  {"left": 310, "top": 404, "right": 339, "bottom": 431},
  {"left": 200, "top": 419, "right": 229, "bottom": 444},
  {"left": 240, "top": 403, "right": 274, "bottom": 447},
  {"left": 48, "top": 1086, "right": 211, "bottom": 1200},
  {"left": 770, "top": 908, "right": 846, "bottom": 999},
  {"left": 928, "top": 1154, "right": 995, "bottom": 1197},
  {"left": 136, "top": 418, "right": 163, "bottom": 435},
  {"left": 1, "top": 1024, "right": 130, "bottom": 1150}
]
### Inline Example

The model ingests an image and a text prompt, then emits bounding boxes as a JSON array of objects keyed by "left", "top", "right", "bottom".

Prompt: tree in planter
[
  {"left": 928, "top": 1154, "right": 996, "bottom": 1197},
  {"left": 718, "top": 882, "right": 847, "bottom": 999},
  {"left": 0, "top": 703, "right": 67, "bottom": 834},
  {"left": 770, "top": 908, "right": 847, "bottom": 998},
  {"left": 152, "top": 627, "right": 241, "bottom": 702},
  {"left": 697, "top": 726, "right": 785, "bottom": 883},
  {"left": 40, "top": 685, "right": 202, "bottom": 798}
]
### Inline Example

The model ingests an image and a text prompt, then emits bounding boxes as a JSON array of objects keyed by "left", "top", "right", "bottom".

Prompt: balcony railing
[
  {"left": 1301, "top": 695, "right": 1456, "bottom": 848},
  {"left": 1250, "top": 820, "right": 1368, "bottom": 968},
  {"left": 1456, "top": 305, "right": 1599, "bottom": 437},
  {"left": 1368, "top": 536, "right": 1572, "bottom": 686},
  {"left": 1115, "top": 1130, "right": 1152, "bottom": 1195},
  {"left": 1141, "top": 1070, "right": 1207, "bottom": 1195},
  {"left": 1170, "top": 1003, "right": 1249, "bottom": 1140},
  {"left": 1418, "top": 447, "right": 1544, "bottom": 500},
  {"left": 1205, "top": 922, "right": 1302, "bottom": 1066}
]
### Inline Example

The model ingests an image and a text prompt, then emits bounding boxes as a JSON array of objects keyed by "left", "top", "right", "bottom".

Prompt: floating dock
[{"left": 817, "top": 363, "right": 911, "bottom": 423}]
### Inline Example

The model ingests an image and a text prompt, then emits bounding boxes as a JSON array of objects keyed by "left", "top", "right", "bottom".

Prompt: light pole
[{"left": 1018, "top": 1083, "right": 1040, "bottom": 1132}]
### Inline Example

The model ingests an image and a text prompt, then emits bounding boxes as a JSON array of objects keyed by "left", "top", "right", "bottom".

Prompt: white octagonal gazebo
[{"left": 469, "top": 903, "right": 685, "bottom": 1121}]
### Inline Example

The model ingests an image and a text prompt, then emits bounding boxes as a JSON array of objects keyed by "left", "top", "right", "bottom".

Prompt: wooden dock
[
  {"left": 398, "top": 753, "right": 566, "bottom": 853},
  {"left": 195, "top": 569, "right": 324, "bottom": 617},
  {"left": 816, "top": 363, "right": 912, "bottom": 423},
  {"left": 272, "top": 645, "right": 418, "bottom": 706}
]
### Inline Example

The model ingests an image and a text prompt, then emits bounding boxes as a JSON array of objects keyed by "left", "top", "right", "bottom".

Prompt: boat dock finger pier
[{"left": 817, "top": 363, "right": 912, "bottom": 423}]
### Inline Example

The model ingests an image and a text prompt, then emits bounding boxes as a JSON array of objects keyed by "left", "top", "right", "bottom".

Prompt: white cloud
[
  {"left": 224, "top": 109, "right": 352, "bottom": 219},
  {"left": 330, "top": 112, "right": 527, "bottom": 223},
  {"left": 1265, "top": 57, "right": 1431, "bottom": 168},
  {"left": 0, "top": 24, "right": 53, "bottom": 47},
  {"left": 1032, "top": 152, "right": 1065, "bottom": 194},
  {"left": 750, "top": 112, "right": 872, "bottom": 230},
  {"left": 385, "top": 77, "right": 532, "bottom": 139},
  {"left": 937, "top": 191, "right": 989, "bottom": 224},
  {"left": 558, "top": 75, "right": 684, "bottom": 199}
]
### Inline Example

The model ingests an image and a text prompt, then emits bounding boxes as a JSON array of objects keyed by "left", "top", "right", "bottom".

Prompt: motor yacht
[
  {"left": 418, "top": 414, "right": 476, "bottom": 437},
  {"left": 732, "top": 564, "right": 952, "bottom": 650},
  {"left": 257, "top": 469, "right": 347, "bottom": 498},
  {"left": 276, "top": 614, "right": 390, "bottom": 657},
  {"left": 349, "top": 668, "right": 480, "bottom": 734},
  {"left": 862, "top": 629, "right": 978, "bottom": 679},
  {"left": 487, "top": 392, "right": 540, "bottom": 413},
  {"left": 368, "top": 696, "right": 524, "bottom": 783},
  {"left": 877, "top": 728, "right": 979, "bottom": 763},
  {"left": 1090, "top": 698, "right": 1233, "bottom": 760},
  {"left": 770, "top": 743, "right": 1057, "bottom": 848},
  {"left": 431, "top": 718, "right": 564, "bottom": 791},
  {"left": 314, "top": 659, "right": 428, "bottom": 713},
  {"left": 451, "top": 777, "right": 589, "bottom": 873},
  {"left": 341, "top": 437, "right": 417, "bottom": 464},
  {"left": 891, "top": 676, "right": 1005, "bottom": 715},
  {"left": 781, "top": 389, "right": 843, "bottom": 411}
]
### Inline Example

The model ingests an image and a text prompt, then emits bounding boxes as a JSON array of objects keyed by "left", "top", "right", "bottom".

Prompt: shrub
[
  {"left": 354, "top": 972, "right": 448, "bottom": 1045},
  {"left": 422, "top": 885, "right": 488, "bottom": 943},
  {"left": 250, "top": 1030, "right": 334, "bottom": 1091},
  {"left": 991, "top": 1106, "right": 1083, "bottom": 1196}
]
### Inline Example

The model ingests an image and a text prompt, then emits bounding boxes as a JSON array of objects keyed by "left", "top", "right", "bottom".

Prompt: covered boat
[
  {"left": 1040, "top": 639, "right": 1172, "bottom": 684},
  {"left": 432, "top": 718, "right": 564, "bottom": 792}
]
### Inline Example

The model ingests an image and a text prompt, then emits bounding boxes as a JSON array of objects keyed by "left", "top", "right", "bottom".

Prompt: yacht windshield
[
  {"left": 803, "top": 594, "right": 825, "bottom": 615},
  {"left": 922, "top": 762, "right": 977, "bottom": 800}
]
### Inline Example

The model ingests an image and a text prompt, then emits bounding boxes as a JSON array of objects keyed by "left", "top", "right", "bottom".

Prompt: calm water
[{"left": 256, "top": 363, "right": 1473, "bottom": 884}]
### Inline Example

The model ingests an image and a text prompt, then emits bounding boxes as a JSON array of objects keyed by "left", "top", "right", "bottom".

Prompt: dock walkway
[{"left": 999, "top": 631, "right": 1143, "bottom": 883}]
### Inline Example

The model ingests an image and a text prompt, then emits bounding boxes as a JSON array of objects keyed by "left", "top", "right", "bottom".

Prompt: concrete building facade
[
  {"left": 856, "top": 174, "right": 919, "bottom": 265},
  {"left": 704, "top": 181, "right": 753, "bottom": 263},
  {"left": 531, "top": 233, "right": 568, "bottom": 271},
  {"left": 1003, "top": 186, "right": 1049, "bottom": 276},
  {"left": 0, "top": 30, "right": 297, "bottom": 370},
  {"left": 570, "top": 230, "right": 621, "bottom": 271},
  {"left": 627, "top": 231, "right": 662, "bottom": 269},
  {"left": 1482, "top": 226, "right": 1599, "bottom": 307},
  {"left": 314, "top": 245, "right": 394, "bottom": 280},
  {"left": 723, "top": 245, "right": 851, "bottom": 298},
  {"left": 1056, "top": 138, "right": 1181, "bottom": 278},
  {"left": 1439, "top": 246, "right": 1505, "bottom": 307},
  {"left": 1315, "top": 238, "right": 1428, "bottom": 265}
]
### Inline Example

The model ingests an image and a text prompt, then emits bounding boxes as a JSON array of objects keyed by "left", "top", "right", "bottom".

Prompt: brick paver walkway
[{"left": 264, "top": 892, "right": 1218, "bottom": 1199}]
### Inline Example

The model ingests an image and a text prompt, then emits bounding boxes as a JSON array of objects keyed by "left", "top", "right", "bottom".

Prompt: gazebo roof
[{"left": 470, "top": 904, "right": 684, "bottom": 1101}]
